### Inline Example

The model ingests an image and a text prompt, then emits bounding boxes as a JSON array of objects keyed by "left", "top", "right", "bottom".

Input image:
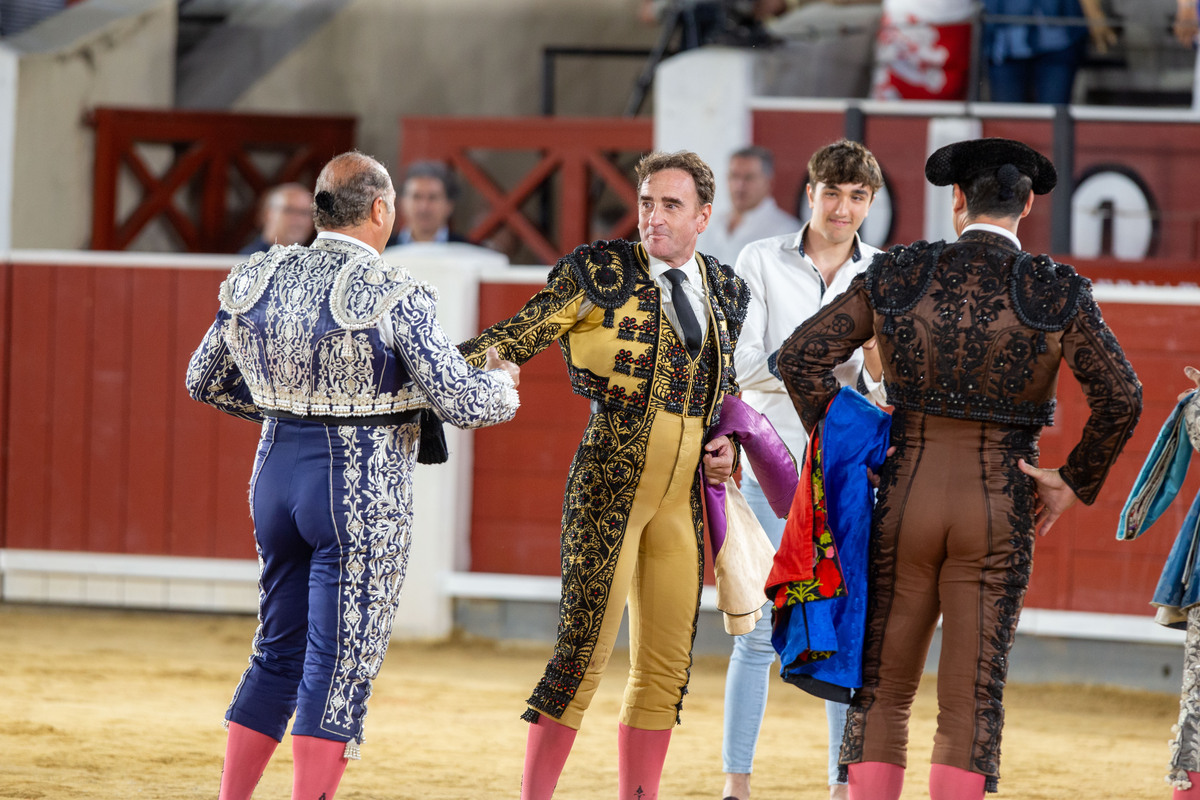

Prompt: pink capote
[{"left": 702, "top": 395, "right": 799, "bottom": 633}]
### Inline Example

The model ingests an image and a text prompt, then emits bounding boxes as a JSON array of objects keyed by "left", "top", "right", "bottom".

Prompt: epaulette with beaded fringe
[
  {"left": 1011, "top": 253, "right": 1088, "bottom": 354},
  {"left": 865, "top": 240, "right": 943, "bottom": 335},
  {"left": 562, "top": 239, "right": 641, "bottom": 310},
  {"left": 1010, "top": 253, "right": 1086, "bottom": 332}
]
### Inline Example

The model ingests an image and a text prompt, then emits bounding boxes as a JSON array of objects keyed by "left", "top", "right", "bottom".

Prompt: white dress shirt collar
[
  {"left": 646, "top": 250, "right": 702, "bottom": 287},
  {"left": 316, "top": 230, "right": 379, "bottom": 256},
  {"left": 793, "top": 221, "right": 865, "bottom": 264},
  {"left": 962, "top": 222, "right": 1021, "bottom": 250}
]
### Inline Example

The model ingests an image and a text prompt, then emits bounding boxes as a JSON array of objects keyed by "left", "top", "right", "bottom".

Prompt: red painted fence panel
[
  {"left": 0, "top": 254, "right": 1197, "bottom": 619},
  {"left": 90, "top": 107, "right": 356, "bottom": 254},
  {"left": 1, "top": 259, "right": 260, "bottom": 559}
]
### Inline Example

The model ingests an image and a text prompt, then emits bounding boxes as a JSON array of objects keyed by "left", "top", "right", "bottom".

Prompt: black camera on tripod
[
  {"left": 655, "top": 0, "right": 777, "bottom": 50},
  {"left": 627, "top": 0, "right": 778, "bottom": 115}
]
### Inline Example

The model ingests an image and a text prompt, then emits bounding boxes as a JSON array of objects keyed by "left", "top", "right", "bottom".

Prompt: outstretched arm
[
  {"left": 459, "top": 262, "right": 585, "bottom": 368},
  {"left": 391, "top": 287, "right": 520, "bottom": 430},
  {"left": 776, "top": 275, "right": 876, "bottom": 431}
]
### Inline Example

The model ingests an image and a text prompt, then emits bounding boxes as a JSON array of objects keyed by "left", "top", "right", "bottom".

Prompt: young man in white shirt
[
  {"left": 722, "top": 139, "right": 886, "bottom": 800},
  {"left": 698, "top": 145, "right": 801, "bottom": 266}
]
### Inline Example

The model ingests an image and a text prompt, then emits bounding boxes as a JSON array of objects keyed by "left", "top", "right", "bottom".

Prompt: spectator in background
[
  {"left": 697, "top": 146, "right": 800, "bottom": 266},
  {"left": 723, "top": 138, "right": 886, "bottom": 800},
  {"left": 636, "top": 0, "right": 778, "bottom": 48},
  {"left": 388, "top": 161, "right": 469, "bottom": 246},
  {"left": 238, "top": 183, "right": 314, "bottom": 256},
  {"left": 871, "top": 0, "right": 974, "bottom": 100},
  {"left": 983, "top": 0, "right": 1117, "bottom": 104}
]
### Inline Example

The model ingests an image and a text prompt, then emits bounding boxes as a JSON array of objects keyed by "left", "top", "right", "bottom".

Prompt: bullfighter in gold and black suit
[{"left": 459, "top": 151, "right": 749, "bottom": 800}]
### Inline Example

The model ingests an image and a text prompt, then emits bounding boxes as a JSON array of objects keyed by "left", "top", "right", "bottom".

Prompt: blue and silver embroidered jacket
[{"left": 185, "top": 237, "right": 519, "bottom": 428}]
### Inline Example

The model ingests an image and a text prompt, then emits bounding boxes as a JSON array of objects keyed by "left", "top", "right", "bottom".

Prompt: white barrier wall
[
  {"left": 0, "top": 46, "right": 15, "bottom": 253},
  {"left": 654, "top": 46, "right": 755, "bottom": 214}
]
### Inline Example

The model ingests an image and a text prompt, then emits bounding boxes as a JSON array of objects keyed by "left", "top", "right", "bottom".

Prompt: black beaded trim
[
  {"left": 866, "top": 240, "right": 944, "bottom": 317},
  {"left": 571, "top": 367, "right": 610, "bottom": 401},
  {"left": 701, "top": 254, "right": 749, "bottom": 332},
  {"left": 689, "top": 336, "right": 718, "bottom": 418},
  {"left": 866, "top": 241, "right": 944, "bottom": 335},
  {"left": 526, "top": 653, "right": 590, "bottom": 719},
  {"left": 636, "top": 285, "right": 658, "bottom": 312},
  {"left": 617, "top": 315, "right": 656, "bottom": 343},
  {"left": 632, "top": 351, "right": 654, "bottom": 380},
  {"left": 885, "top": 384, "right": 1056, "bottom": 427},
  {"left": 613, "top": 348, "right": 633, "bottom": 376},
  {"left": 973, "top": 427, "right": 1038, "bottom": 793}
]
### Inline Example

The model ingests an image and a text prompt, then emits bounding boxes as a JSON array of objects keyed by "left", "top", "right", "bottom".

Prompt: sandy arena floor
[{"left": 0, "top": 603, "right": 1185, "bottom": 799}]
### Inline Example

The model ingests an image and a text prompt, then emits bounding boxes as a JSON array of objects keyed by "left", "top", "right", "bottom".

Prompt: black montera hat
[{"left": 924, "top": 137, "right": 1057, "bottom": 195}]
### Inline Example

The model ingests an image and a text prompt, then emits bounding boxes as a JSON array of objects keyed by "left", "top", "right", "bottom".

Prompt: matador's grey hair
[{"left": 312, "top": 151, "right": 393, "bottom": 231}]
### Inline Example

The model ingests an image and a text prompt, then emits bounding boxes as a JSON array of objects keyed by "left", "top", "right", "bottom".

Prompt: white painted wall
[
  {"left": 6, "top": 0, "right": 175, "bottom": 249},
  {"left": 0, "top": 45, "right": 16, "bottom": 253},
  {"left": 233, "top": 0, "right": 657, "bottom": 172},
  {"left": 654, "top": 47, "right": 755, "bottom": 214},
  {"left": 389, "top": 244, "right": 509, "bottom": 638}
]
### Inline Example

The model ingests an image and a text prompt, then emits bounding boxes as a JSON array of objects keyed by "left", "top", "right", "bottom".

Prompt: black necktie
[{"left": 663, "top": 268, "right": 703, "bottom": 358}]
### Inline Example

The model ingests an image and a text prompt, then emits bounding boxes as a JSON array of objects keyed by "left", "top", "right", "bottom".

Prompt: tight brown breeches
[{"left": 841, "top": 410, "right": 1038, "bottom": 791}]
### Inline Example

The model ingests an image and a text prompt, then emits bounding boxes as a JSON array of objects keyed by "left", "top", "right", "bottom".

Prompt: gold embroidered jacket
[{"left": 460, "top": 239, "right": 749, "bottom": 426}]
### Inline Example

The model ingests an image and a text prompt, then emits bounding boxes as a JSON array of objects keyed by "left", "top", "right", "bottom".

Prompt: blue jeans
[
  {"left": 987, "top": 39, "right": 1085, "bottom": 104},
  {"left": 722, "top": 477, "right": 849, "bottom": 784}
]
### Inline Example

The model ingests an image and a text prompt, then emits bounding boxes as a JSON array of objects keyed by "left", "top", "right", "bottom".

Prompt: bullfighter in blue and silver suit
[{"left": 186, "top": 152, "right": 520, "bottom": 800}]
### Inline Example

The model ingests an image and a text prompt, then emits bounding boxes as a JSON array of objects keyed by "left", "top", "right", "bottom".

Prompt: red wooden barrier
[
  {"left": 90, "top": 107, "right": 356, "bottom": 254},
  {"left": 400, "top": 116, "right": 653, "bottom": 264},
  {"left": 1, "top": 259, "right": 260, "bottom": 558},
  {"left": 469, "top": 272, "right": 1200, "bottom": 616},
  {"left": 2, "top": 254, "right": 1197, "bottom": 618}
]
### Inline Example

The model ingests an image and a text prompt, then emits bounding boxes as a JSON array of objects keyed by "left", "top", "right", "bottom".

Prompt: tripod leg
[{"left": 625, "top": 5, "right": 683, "bottom": 116}]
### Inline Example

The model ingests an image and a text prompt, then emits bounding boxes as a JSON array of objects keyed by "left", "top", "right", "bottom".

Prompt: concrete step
[{"left": 175, "top": 0, "right": 352, "bottom": 109}]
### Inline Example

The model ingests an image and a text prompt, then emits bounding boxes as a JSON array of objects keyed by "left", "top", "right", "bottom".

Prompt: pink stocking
[
  {"left": 617, "top": 723, "right": 671, "bottom": 800},
  {"left": 1175, "top": 771, "right": 1200, "bottom": 799},
  {"left": 520, "top": 715, "right": 578, "bottom": 800},
  {"left": 847, "top": 761, "right": 904, "bottom": 800},
  {"left": 219, "top": 721, "right": 280, "bottom": 800},
  {"left": 929, "top": 763, "right": 986, "bottom": 800},
  {"left": 290, "top": 735, "right": 349, "bottom": 800}
]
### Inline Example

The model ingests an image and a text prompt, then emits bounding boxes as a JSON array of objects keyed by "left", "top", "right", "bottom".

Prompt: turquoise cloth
[{"left": 1118, "top": 390, "right": 1200, "bottom": 628}]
